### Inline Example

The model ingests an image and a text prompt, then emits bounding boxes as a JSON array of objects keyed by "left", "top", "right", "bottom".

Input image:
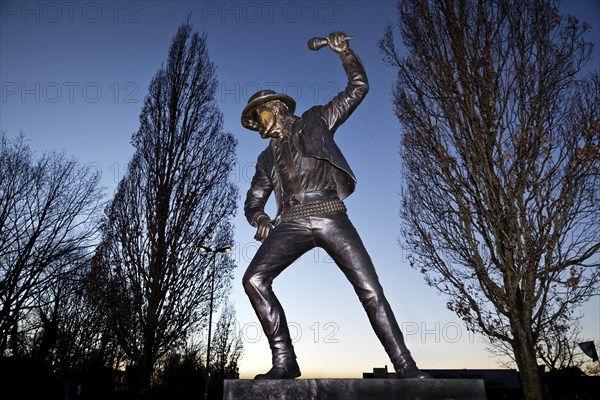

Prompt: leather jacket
[{"left": 245, "top": 49, "right": 369, "bottom": 226}]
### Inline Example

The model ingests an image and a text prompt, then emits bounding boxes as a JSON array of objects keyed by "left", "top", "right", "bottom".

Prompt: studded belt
[{"left": 280, "top": 199, "right": 347, "bottom": 221}]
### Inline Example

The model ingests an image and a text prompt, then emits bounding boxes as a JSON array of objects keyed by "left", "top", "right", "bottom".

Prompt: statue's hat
[{"left": 241, "top": 90, "right": 296, "bottom": 131}]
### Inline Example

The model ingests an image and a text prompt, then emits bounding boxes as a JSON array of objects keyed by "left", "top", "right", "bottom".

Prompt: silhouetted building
[
  {"left": 544, "top": 367, "right": 600, "bottom": 400},
  {"left": 424, "top": 369, "right": 522, "bottom": 400},
  {"left": 363, "top": 366, "right": 600, "bottom": 400}
]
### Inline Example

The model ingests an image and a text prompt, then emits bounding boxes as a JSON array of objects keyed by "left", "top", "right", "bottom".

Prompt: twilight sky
[{"left": 1, "top": 0, "right": 598, "bottom": 379}]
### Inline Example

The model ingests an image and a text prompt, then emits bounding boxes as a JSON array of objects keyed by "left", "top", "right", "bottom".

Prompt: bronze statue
[{"left": 241, "top": 31, "right": 429, "bottom": 380}]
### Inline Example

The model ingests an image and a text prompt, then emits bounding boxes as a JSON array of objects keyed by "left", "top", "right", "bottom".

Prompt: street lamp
[{"left": 199, "top": 245, "right": 232, "bottom": 400}]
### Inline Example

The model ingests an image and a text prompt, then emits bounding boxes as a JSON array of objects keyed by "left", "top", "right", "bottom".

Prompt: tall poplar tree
[{"left": 92, "top": 20, "right": 237, "bottom": 399}]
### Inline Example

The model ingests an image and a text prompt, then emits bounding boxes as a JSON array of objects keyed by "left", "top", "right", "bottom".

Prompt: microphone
[{"left": 307, "top": 35, "right": 353, "bottom": 51}]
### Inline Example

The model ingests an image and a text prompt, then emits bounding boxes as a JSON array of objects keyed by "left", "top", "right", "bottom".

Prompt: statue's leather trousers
[{"left": 242, "top": 211, "right": 415, "bottom": 371}]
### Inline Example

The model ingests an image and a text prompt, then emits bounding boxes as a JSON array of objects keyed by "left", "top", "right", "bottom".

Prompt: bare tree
[
  {"left": 488, "top": 314, "right": 588, "bottom": 372},
  {"left": 36, "top": 262, "right": 126, "bottom": 380},
  {"left": 208, "top": 302, "right": 243, "bottom": 400},
  {"left": 379, "top": 1, "right": 600, "bottom": 398},
  {"left": 536, "top": 316, "right": 583, "bottom": 372},
  {"left": 534, "top": 320, "right": 600, "bottom": 377},
  {"left": 0, "top": 132, "right": 104, "bottom": 356},
  {"left": 91, "top": 20, "right": 237, "bottom": 400},
  {"left": 156, "top": 346, "right": 204, "bottom": 397},
  {"left": 210, "top": 302, "right": 243, "bottom": 379}
]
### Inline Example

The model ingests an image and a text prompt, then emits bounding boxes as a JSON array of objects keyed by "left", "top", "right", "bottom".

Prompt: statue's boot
[
  {"left": 394, "top": 352, "right": 431, "bottom": 379},
  {"left": 254, "top": 330, "right": 301, "bottom": 379},
  {"left": 254, "top": 354, "right": 301, "bottom": 379},
  {"left": 359, "top": 287, "right": 430, "bottom": 379}
]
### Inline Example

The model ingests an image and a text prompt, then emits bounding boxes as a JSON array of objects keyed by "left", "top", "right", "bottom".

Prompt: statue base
[{"left": 223, "top": 378, "right": 486, "bottom": 400}]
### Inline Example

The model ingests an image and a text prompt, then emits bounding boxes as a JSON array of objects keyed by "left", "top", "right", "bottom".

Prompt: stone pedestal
[{"left": 223, "top": 378, "right": 486, "bottom": 400}]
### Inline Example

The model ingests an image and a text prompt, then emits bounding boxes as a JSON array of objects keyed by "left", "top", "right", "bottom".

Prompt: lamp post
[{"left": 199, "top": 245, "right": 232, "bottom": 400}]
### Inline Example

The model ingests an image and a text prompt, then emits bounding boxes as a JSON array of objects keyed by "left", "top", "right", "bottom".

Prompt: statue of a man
[{"left": 241, "top": 31, "right": 429, "bottom": 380}]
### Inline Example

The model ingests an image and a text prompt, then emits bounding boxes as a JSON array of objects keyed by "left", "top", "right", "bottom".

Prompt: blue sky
[{"left": 1, "top": 0, "right": 599, "bottom": 379}]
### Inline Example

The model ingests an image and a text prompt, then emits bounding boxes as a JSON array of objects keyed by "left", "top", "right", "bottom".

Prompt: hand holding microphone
[{"left": 308, "top": 31, "right": 353, "bottom": 54}]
